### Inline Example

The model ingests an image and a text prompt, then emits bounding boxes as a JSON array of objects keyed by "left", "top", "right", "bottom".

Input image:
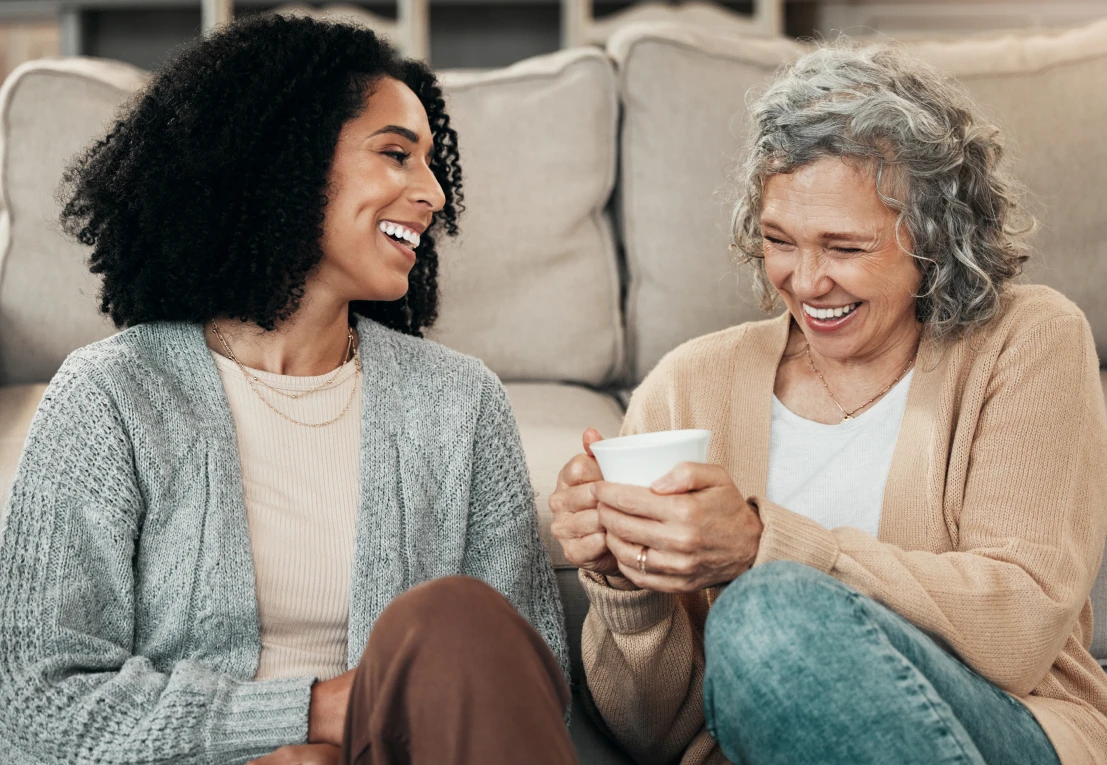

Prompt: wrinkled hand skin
[
  {"left": 549, "top": 428, "right": 622, "bottom": 577},
  {"left": 593, "top": 461, "right": 763, "bottom": 594},
  {"left": 550, "top": 431, "right": 763, "bottom": 594}
]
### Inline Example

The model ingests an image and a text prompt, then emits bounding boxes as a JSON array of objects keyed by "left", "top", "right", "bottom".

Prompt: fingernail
[{"left": 652, "top": 476, "right": 672, "bottom": 492}]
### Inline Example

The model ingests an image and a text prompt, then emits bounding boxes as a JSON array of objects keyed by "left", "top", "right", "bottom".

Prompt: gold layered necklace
[
  {"left": 210, "top": 319, "right": 361, "bottom": 428},
  {"left": 804, "top": 343, "right": 916, "bottom": 424}
]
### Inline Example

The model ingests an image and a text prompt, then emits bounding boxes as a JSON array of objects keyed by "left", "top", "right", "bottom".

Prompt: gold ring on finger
[{"left": 637, "top": 546, "right": 649, "bottom": 574}]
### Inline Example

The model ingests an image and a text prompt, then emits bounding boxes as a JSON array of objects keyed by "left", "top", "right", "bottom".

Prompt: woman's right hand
[
  {"left": 307, "top": 669, "right": 355, "bottom": 746},
  {"left": 549, "top": 429, "right": 621, "bottom": 577},
  {"left": 247, "top": 744, "right": 342, "bottom": 765}
]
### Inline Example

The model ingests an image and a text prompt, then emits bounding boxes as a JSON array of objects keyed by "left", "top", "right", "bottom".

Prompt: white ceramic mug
[{"left": 589, "top": 429, "right": 712, "bottom": 487}]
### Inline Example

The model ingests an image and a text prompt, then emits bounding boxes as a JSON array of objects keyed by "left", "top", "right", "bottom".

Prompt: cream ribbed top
[{"left": 211, "top": 350, "right": 361, "bottom": 682}]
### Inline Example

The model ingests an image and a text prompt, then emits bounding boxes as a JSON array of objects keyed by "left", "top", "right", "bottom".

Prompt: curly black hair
[{"left": 60, "top": 14, "right": 462, "bottom": 336}]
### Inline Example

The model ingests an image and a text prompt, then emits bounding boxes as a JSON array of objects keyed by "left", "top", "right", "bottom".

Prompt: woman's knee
[
  {"left": 706, "top": 562, "right": 850, "bottom": 648},
  {"left": 362, "top": 576, "right": 514, "bottom": 662},
  {"left": 703, "top": 563, "right": 860, "bottom": 722}
]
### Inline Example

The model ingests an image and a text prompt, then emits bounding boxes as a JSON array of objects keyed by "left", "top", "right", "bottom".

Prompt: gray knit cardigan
[{"left": 0, "top": 317, "right": 569, "bottom": 764}]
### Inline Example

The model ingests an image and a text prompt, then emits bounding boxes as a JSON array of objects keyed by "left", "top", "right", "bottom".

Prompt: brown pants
[{"left": 340, "top": 576, "right": 580, "bottom": 765}]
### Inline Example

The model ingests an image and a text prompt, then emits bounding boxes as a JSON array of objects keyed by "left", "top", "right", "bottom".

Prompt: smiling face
[
  {"left": 761, "top": 156, "right": 923, "bottom": 363},
  {"left": 315, "top": 76, "right": 446, "bottom": 304}
]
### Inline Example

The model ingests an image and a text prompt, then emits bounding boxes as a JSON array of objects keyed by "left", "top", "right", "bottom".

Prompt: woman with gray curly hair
[{"left": 550, "top": 42, "right": 1107, "bottom": 765}]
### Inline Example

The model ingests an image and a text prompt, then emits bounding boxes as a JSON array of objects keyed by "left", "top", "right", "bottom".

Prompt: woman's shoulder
[
  {"left": 358, "top": 316, "right": 487, "bottom": 373},
  {"left": 24, "top": 324, "right": 203, "bottom": 456},
  {"left": 1000, "top": 284, "right": 1085, "bottom": 323},
  {"left": 986, "top": 284, "right": 1090, "bottom": 348},
  {"left": 54, "top": 322, "right": 195, "bottom": 394},
  {"left": 355, "top": 317, "right": 500, "bottom": 407},
  {"left": 624, "top": 314, "right": 785, "bottom": 431},
  {"left": 641, "top": 314, "right": 785, "bottom": 386}
]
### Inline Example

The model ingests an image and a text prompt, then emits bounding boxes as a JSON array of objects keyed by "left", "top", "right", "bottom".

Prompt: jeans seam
[{"left": 848, "top": 592, "right": 981, "bottom": 765}]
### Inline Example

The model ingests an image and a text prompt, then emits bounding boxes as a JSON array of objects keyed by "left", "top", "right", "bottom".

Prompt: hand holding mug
[
  {"left": 549, "top": 429, "right": 621, "bottom": 577},
  {"left": 594, "top": 461, "right": 762, "bottom": 594}
]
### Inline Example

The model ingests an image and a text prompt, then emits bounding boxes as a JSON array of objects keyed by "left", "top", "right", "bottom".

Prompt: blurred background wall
[{"left": 0, "top": 0, "right": 1105, "bottom": 76}]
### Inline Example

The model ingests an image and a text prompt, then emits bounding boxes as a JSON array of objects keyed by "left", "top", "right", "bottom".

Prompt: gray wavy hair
[{"left": 730, "top": 42, "right": 1032, "bottom": 340}]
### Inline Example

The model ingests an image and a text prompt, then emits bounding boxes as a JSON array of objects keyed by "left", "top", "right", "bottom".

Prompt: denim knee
[
  {"left": 702, "top": 562, "right": 856, "bottom": 739},
  {"left": 705, "top": 561, "right": 849, "bottom": 647}
]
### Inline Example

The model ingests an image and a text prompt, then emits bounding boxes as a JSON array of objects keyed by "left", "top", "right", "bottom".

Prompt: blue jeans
[{"left": 702, "top": 562, "right": 1061, "bottom": 765}]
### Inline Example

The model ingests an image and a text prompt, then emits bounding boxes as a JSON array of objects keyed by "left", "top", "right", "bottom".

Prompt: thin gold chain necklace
[
  {"left": 210, "top": 320, "right": 361, "bottom": 428},
  {"left": 804, "top": 343, "right": 916, "bottom": 424},
  {"left": 211, "top": 320, "right": 354, "bottom": 400}
]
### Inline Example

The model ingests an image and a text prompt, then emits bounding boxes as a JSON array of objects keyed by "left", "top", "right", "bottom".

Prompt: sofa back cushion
[
  {"left": 611, "top": 18, "right": 1107, "bottom": 662},
  {"left": 611, "top": 19, "right": 1107, "bottom": 383},
  {"left": 430, "top": 49, "right": 623, "bottom": 386},
  {"left": 0, "top": 49, "right": 624, "bottom": 388},
  {"left": 0, "top": 58, "right": 145, "bottom": 385}
]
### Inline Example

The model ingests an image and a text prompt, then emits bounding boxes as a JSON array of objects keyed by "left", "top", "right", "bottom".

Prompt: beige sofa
[{"left": 2, "top": 18, "right": 1107, "bottom": 764}]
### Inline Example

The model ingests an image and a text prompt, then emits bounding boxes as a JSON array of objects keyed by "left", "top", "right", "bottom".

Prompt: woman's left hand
[
  {"left": 247, "top": 744, "right": 342, "bottom": 765},
  {"left": 594, "top": 462, "right": 763, "bottom": 593}
]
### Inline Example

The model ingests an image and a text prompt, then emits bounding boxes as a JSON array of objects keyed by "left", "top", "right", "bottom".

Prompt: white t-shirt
[{"left": 766, "top": 371, "right": 913, "bottom": 538}]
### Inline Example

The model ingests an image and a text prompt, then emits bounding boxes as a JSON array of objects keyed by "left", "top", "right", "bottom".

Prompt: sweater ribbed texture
[
  {"left": 581, "top": 285, "right": 1107, "bottom": 765},
  {"left": 212, "top": 352, "right": 360, "bottom": 682},
  {"left": 0, "top": 317, "right": 568, "bottom": 764}
]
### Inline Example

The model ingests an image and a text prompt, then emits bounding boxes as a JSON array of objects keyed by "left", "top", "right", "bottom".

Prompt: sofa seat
[
  {"left": 504, "top": 382, "right": 633, "bottom": 763},
  {"left": 0, "top": 383, "right": 46, "bottom": 502},
  {"left": 504, "top": 382, "right": 625, "bottom": 566}
]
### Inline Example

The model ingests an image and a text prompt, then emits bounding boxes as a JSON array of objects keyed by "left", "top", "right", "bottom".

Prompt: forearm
[
  {"left": 0, "top": 653, "right": 311, "bottom": 764},
  {"left": 580, "top": 571, "right": 712, "bottom": 765}
]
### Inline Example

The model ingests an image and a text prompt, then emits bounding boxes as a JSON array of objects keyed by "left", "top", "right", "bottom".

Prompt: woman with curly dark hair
[{"left": 0, "top": 15, "right": 575, "bottom": 765}]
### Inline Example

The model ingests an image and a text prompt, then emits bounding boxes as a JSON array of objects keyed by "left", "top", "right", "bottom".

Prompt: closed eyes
[{"left": 765, "top": 236, "right": 864, "bottom": 254}]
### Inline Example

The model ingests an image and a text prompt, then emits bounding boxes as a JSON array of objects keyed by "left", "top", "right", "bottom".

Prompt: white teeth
[
  {"left": 803, "top": 302, "right": 859, "bottom": 320},
  {"left": 379, "top": 221, "right": 421, "bottom": 249}
]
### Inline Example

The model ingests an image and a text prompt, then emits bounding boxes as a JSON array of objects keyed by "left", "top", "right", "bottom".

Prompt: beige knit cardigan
[{"left": 580, "top": 284, "right": 1107, "bottom": 765}]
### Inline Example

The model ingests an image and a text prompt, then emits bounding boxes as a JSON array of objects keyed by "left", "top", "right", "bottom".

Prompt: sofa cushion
[
  {"left": 1095, "top": 369, "right": 1107, "bottom": 668},
  {"left": 430, "top": 50, "right": 624, "bottom": 386},
  {"left": 610, "top": 19, "right": 1107, "bottom": 382},
  {"left": 608, "top": 24, "right": 804, "bottom": 383},
  {"left": 559, "top": 568, "right": 637, "bottom": 764},
  {"left": 0, "top": 383, "right": 47, "bottom": 510},
  {"left": 0, "top": 59, "right": 144, "bottom": 386},
  {"left": 504, "top": 382, "right": 626, "bottom": 569}
]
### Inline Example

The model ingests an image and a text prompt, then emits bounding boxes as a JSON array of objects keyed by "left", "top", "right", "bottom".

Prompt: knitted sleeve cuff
[
  {"left": 579, "top": 569, "right": 678, "bottom": 634},
  {"left": 205, "top": 674, "right": 314, "bottom": 757},
  {"left": 751, "top": 497, "right": 839, "bottom": 574}
]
